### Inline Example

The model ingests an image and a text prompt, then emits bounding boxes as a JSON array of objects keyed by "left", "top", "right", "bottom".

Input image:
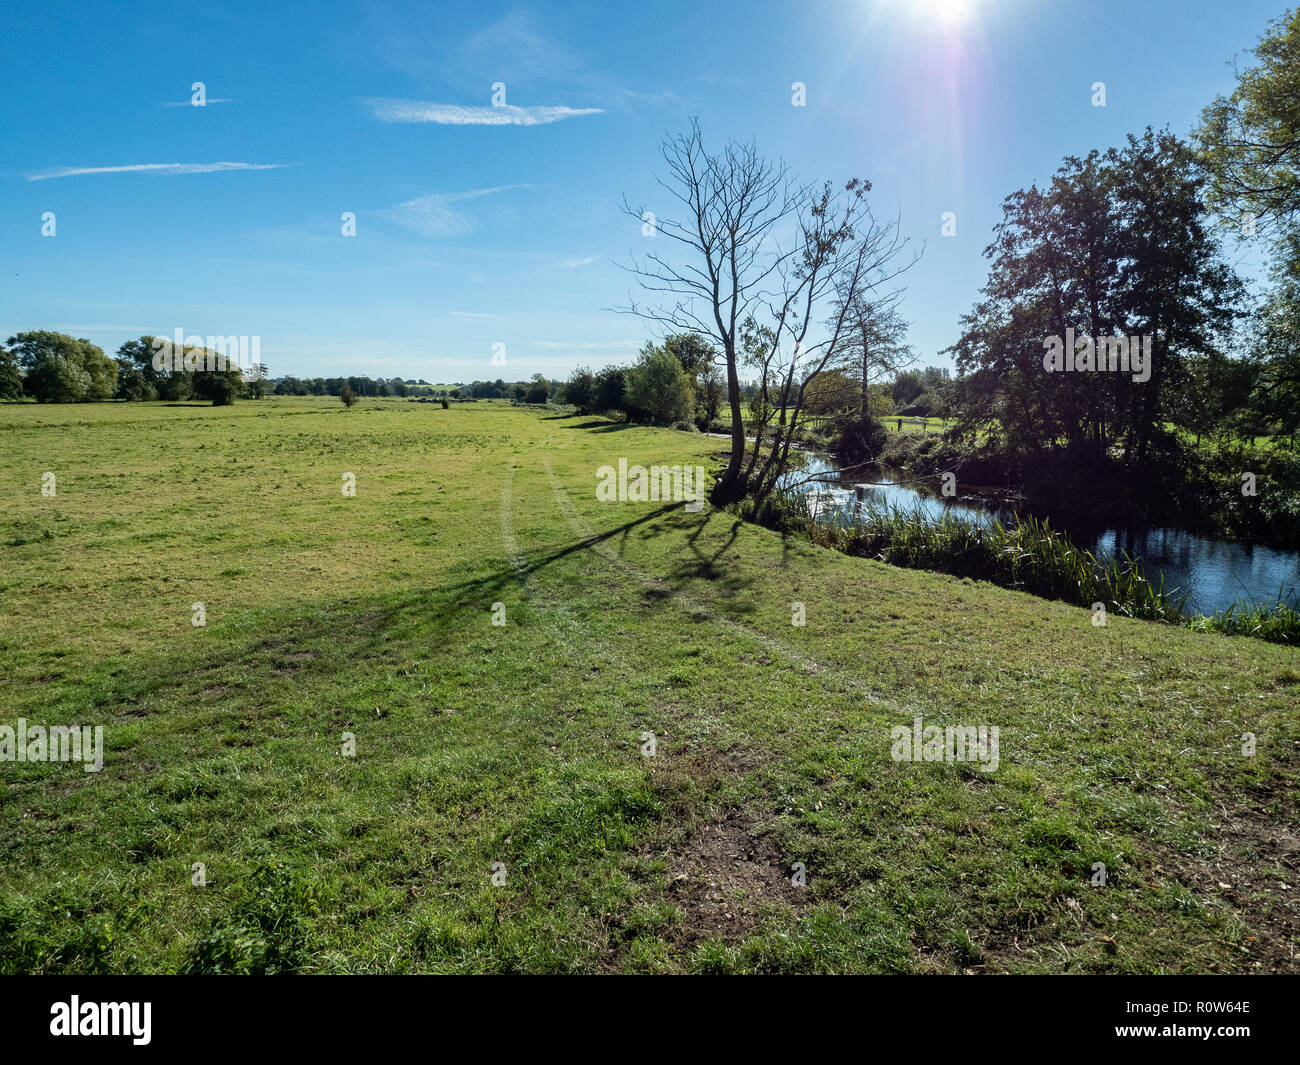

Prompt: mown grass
[{"left": 0, "top": 397, "right": 1297, "bottom": 973}]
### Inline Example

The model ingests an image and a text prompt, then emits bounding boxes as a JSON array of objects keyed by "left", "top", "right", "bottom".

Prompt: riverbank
[
  {"left": 1, "top": 400, "right": 1297, "bottom": 973},
  {"left": 869, "top": 430, "right": 1300, "bottom": 551}
]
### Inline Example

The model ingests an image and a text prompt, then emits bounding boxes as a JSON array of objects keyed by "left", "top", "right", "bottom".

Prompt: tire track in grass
[
  {"left": 542, "top": 455, "right": 927, "bottom": 719},
  {"left": 498, "top": 458, "right": 645, "bottom": 699}
]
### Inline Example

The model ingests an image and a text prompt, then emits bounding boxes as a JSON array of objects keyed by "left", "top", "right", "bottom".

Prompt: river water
[{"left": 790, "top": 453, "right": 1300, "bottom": 617}]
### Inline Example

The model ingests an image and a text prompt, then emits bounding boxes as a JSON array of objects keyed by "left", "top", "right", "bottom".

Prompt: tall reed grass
[{"left": 744, "top": 489, "right": 1296, "bottom": 641}]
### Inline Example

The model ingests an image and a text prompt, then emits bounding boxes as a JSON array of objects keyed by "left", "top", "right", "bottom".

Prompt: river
[{"left": 790, "top": 452, "right": 1300, "bottom": 617}]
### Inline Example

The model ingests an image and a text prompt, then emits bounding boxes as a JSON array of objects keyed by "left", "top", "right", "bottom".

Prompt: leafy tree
[
  {"left": 949, "top": 131, "right": 1244, "bottom": 464},
  {"left": 0, "top": 346, "right": 22, "bottom": 399},
  {"left": 340, "top": 383, "right": 358, "bottom": 407},
  {"left": 564, "top": 366, "right": 596, "bottom": 413},
  {"left": 663, "top": 333, "right": 716, "bottom": 378},
  {"left": 191, "top": 361, "right": 243, "bottom": 405},
  {"left": 592, "top": 365, "right": 627, "bottom": 415},
  {"left": 7, "top": 331, "right": 116, "bottom": 403},
  {"left": 698, "top": 363, "right": 725, "bottom": 423},
  {"left": 245, "top": 365, "right": 270, "bottom": 399},
  {"left": 801, "top": 368, "right": 857, "bottom": 415},
  {"left": 113, "top": 360, "right": 157, "bottom": 401},
  {"left": 1198, "top": 14, "right": 1300, "bottom": 447},
  {"left": 627, "top": 345, "right": 695, "bottom": 425},
  {"left": 891, "top": 371, "right": 925, "bottom": 408},
  {"left": 1198, "top": 10, "right": 1300, "bottom": 259},
  {"left": 525, "top": 374, "right": 550, "bottom": 404}
]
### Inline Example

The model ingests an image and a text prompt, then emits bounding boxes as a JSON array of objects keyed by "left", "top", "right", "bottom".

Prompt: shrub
[{"left": 626, "top": 346, "right": 695, "bottom": 425}]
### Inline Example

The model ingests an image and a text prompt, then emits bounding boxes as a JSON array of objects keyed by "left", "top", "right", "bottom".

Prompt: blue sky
[{"left": 0, "top": 0, "right": 1284, "bottom": 382}]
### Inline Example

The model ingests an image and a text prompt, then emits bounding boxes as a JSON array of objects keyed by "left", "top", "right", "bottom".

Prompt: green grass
[{"left": 1, "top": 396, "right": 1297, "bottom": 973}]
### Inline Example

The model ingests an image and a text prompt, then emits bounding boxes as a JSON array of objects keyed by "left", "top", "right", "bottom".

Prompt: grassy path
[{"left": 0, "top": 398, "right": 1296, "bottom": 972}]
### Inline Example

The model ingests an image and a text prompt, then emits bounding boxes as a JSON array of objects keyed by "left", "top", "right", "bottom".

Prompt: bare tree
[
  {"left": 621, "top": 121, "right": 918, "bottom": 506},
  {"left": 619, "top": 119, "right": 801, "bottom": 503}
]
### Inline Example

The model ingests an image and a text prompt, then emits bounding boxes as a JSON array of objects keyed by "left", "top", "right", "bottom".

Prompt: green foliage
[
  {"left": 0, "top": 346, "right": 22, "bottom": 399},
  {"left": 564, "top": 366, "right": 596, "bottom": 413},
  {"left": 662, "top": 333, "right": 715, "bottom": 377},
  {"left": 0, "top": 882, "right": 150, "bottom": 974},
  {"left": 113, "top": 361, "right": 158, "bottom": 401},
  {"left": 340, "top": 383, "right": 357, "bottom": 407},
  {"left": 191, "top": 364, "right": 243, "bottom": 405},
  {"left": 948, "top": 131, "right": 1244, "bottom": 466},
  {"left": 593, "top": 364, "right": 631, "bottom": 417},
  {"left": 7, "top": 330, "right": 117, "bottom": 403},
  {"left": 525, "top": 374, "right": 550, "bottom": 404},
  {"left": 627, "top": 346, "right": 695, "bottom": 425}
]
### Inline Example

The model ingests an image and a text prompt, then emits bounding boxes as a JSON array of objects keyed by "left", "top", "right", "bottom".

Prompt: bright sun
[{"left": 917, "top": 0, "right": 977, "bottom": 27}]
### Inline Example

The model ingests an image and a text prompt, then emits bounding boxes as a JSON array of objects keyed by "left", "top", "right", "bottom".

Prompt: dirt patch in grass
[
  {"left": 1154, "top": 800, "right": 1300, "bottom": 973},
  {"left": 662, "top": 809, "right": 809, "bottom": 946},
  {"left": 644, "top": 749, "right": 808, "bottom": 948}
]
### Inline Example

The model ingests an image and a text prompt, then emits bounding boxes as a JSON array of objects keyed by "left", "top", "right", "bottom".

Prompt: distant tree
[
  {"left": 340, "top": 383, "right": 358, "bottom": 407},
  {"left": 663, "top": 333, "right": 716, "bottom": 378},
  {"left": 113, "top": 360, "right": 157, "bottom": 401},
  {"left": 594, "top": 364, "right": 631, "bottom": 417},
  {"left": 831, "top": 289, "right": 915, "bottom": 414},
  {"left": 191, "top": 359, "right": 243, "bottom": 405},
  {"left": 802, "top": 368, "right": 858, "bottom": 415},
  {"left": 627, "top": 345, "right": 695, "bottom": 425},
  {"left": 7, "top": 331, "right": 115, "bottom": 403},
  {"left": 698, "top": 363, "right": 724, "bottom": 423},
  {"left": 565, "top": 366, "right": 596, "bottom": 413},
  {"left": 525, "top": 373, "right": 550, "bottom": 404},
  {"left": 0, "top": 346, "right": 23, "bottom": 399},
  {"left": 245, "top": 364, "right": 270, "bottom": 399},
  {"left": 891, "top": 370, "right": 925, "bottom": 408}
]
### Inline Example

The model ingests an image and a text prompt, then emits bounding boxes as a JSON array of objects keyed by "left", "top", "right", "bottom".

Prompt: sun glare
[{"left": 917, "top": 0, "right": 978, "bottom": 28}]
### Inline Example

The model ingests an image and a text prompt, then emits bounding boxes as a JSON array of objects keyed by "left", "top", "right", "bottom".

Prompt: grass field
[{"left": 1, "top": 397, "right": 1297, "bottom": 973}]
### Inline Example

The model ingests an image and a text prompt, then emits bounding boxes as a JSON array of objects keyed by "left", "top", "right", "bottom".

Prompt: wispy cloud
[
  {"left": 379, "top": 185, "right": 531, "bottom": 239},
  {"left": 365, "top": 98, "right": 603, "bottom": 125},
  {"left": 556, "top": 256, "right": 597, "bottom": 269},
  {"left": 27, "top": 161, "right": 291, "bottom": 181},
  {"left": 161, "top": 99, "right": 234, "bottom": 107},
  {"left": 449, "top": 310, "right": 505, "bottom": 320}
]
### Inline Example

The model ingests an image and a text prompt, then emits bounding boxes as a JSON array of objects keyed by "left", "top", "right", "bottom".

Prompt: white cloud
[
  {"left": 449, "top": 311, "right": 505, "bottom": 320},
  {"left": 27, "top": 162, "right": 290, "bottom": 181},
  {"left": 365, "top": 98, "right": 604, "bottom": 125},
  {"left": 379, "top": 185, "right": 531, "bottom": 239},
  {"left": 162, "top": 98, "right": 234, "bottom": 107},
  {"left": 556, "top": 256, "right": 597, "bottom": 269}
]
